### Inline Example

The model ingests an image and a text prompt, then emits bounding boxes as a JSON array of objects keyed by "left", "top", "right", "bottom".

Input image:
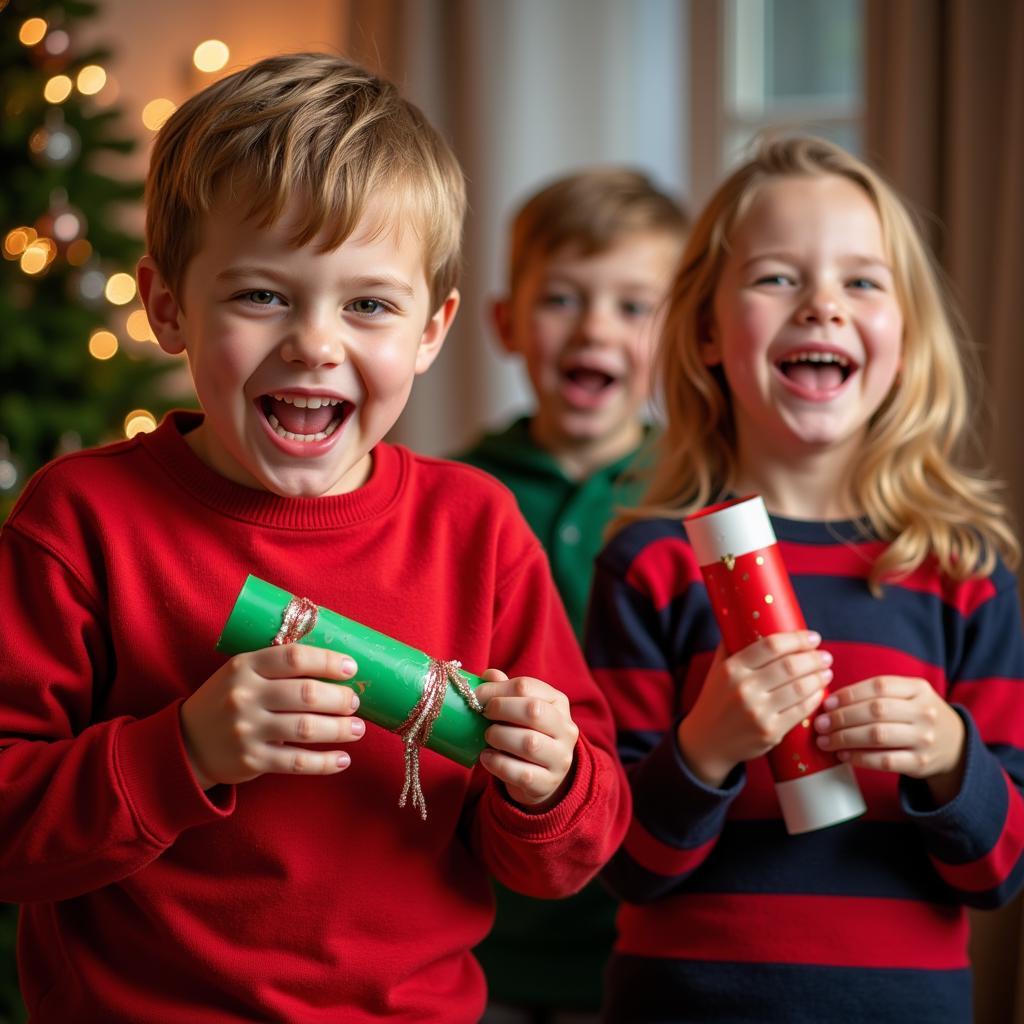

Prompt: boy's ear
[
  {"left": 415, "top": 288, "right": 460, "bottom": 374},
  {"left": 137, "top": 256, "right": 187, "bottom": 356},
  {"left": 489, "top": 297, "right": 517, "bottom": 355}
]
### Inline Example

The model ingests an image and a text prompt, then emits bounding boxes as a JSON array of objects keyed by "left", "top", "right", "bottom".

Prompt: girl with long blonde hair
[{"left": 587, "top": 136, "right": 1023, "bottom": 1024}]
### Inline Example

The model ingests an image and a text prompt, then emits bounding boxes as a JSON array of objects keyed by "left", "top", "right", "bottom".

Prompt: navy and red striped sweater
[{"left": 586, "top": 512, "right": 1024, "bottom": 1024}]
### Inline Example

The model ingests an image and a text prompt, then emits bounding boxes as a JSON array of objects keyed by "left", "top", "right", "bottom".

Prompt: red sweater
[{"left": 0, "top": 411, "right": 629, "bottom": 1023}]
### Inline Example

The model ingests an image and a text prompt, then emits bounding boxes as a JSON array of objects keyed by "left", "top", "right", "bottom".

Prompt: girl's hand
[
  {"left": 180, "top": 644, "right": 365, "bottom": 789},
  {"left": 813, "top": 675, "right": 966, "bottom": 803},
  {"left": 474, "top": 668, "right": 580, "bottom": 811},
  {"left": 677, "top": 631, "right": 832, "bottom": 788}
]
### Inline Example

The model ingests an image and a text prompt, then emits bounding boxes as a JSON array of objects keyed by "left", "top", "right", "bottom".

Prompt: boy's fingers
[
  {"left": 245, "top": 644, "right": 358, "bottom": 681},
  {"left": 261, "top": 746, "right": 354, "bottom": 776},
  {"left": 262, "top": 710, "right": 366, "bottom": 745},
  {"left": 261, "top": 678, "right": 362, "bottom": 715}
]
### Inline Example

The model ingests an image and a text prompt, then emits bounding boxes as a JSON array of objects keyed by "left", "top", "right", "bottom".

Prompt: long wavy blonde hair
[{"left": 617, "top": 136, "right": 1018, "bottom": 588}]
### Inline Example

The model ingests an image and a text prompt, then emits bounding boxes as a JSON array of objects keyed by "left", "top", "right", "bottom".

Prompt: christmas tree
[
  {"left": 1, "top": 2, "right": 188, "bottom": 1017},
  {"left": 0, "top": 0, "right": 187, "bottom": 523}
]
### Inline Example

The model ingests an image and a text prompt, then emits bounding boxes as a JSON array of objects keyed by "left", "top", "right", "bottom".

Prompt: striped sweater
[{"left": 586, "top": 513, "right": 1024, "bottom": 1023}]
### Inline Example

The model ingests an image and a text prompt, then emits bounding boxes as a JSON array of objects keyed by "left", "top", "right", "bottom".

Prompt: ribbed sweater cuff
[{"left": 113, "top": 700, "right": 235, "bottom": 846}]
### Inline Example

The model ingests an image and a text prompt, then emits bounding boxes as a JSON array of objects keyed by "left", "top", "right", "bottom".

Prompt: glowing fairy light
[
  {"left": 88, "top": 329, "right": 119, "bottom": 360},
  {"left": 126, "top": 309, "right": 156, "bottom": 342},
  {"left": 193, "top": 40, "right": 230, "bottom": 73},
  {"left": 18, "top": 18, "right": 47, "bottom": 46},
  {"left": 66, "top": 239, "right": 93, "bottom": 266},
  {"left": 20, "top": 239, "right": 56, "bottom": 275},
  {"left": 44, "top": 75, "right": 73, "bottom": 104},
  {"left": 77, "top": 65, "right": 107, "bottom": 96},
  {"left": 104, "top": 272, "right": 137, "bottom": 305},
  {"left": 124, "top": 410, "right": 158, "bottom": 438},
  {"left": 3, "top": 227, "right": 36, "bottom": 259},
  {"left": 141, "top": 98, "right": 176, "bottom": 131}
]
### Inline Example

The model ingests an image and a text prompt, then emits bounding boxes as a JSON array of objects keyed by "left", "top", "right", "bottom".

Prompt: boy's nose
[
  {"left": 576, "top": 301, "right": 618, "bottom": 345},
  {"left": 279, "top": 328, "right": 345, "bottom": 368}
]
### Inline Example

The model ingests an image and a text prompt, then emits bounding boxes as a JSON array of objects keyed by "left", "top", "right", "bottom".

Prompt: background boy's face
[
  {"left": 140, "top": 193, "right": 457, "bottom": 497},
  {"left": 499, "top": 230, "right": 681, "bottom": 467}
]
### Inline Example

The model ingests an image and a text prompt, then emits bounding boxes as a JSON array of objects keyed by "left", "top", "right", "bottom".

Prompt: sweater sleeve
[
  {"left": 584, "top": 526, "right": 744, "bottom": 903},
  {"left": 0, "top": 522, "right": 233, "bottom": 903},
  {"left": 468, "top": 529, "right": 631, "bottom": 899},
  {"left": 900, "top": 564, "right": 1024, "bottom": 908}
]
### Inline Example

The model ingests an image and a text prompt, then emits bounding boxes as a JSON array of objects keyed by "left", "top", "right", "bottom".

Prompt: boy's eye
[
  {"left": 347, "top": 298, "right": 389, "bottom": 316},
  {"left": 241, "top": 289, "right": 282, "bottom": 306}
]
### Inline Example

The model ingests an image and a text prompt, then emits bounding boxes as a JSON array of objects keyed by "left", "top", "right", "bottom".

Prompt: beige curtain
[{"left": 866, "top": 2, "right": 1024, "bottom": 1021}]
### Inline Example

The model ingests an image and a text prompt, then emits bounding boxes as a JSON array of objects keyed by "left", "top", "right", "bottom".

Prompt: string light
[
  {"left": 44, "top": 75, "right": 73, "bottom": 104},
  {"left": 67, "top": 239, "right": 93, "bottom": 266},
  {"left": 18, "top": 18, "right": 47, "bottom": 46},
  {"left": 126, "top": 309, "right": 157, "bottom": 342},
  {"left": 141, "top": 98, "right": 176, "bottom": 131},
  {"left": 104, "top": 272, "right": 137, "bottom": 305},
  {"left": 88, "top": 329, "right": 118, "bottom": 361},
  {"left": 124, "top": 410, "right": 157, "bottom": 438},
  {"left": 193, "top": 39, "right": 229, "bottom": 73},
  {"left": 76, "top": 65, "right": 107, "bottom": 96},
  {"left": 20, "top": 239, "right": 56, "bottom": 275},
  {"left": 43, "top": 29, "right": 70, "bottom": 56},
  {"left": 3, "top": 227, "right": 37, "bottom": 259}
]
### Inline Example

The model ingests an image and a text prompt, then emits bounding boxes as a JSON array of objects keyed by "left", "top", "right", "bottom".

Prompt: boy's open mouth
[
  {"left": 563, "top": 367, "right": 617, "bottom": 394},
  {"left": 259, "top": 393, "right": 351, "bottom": 442},
  {"left": 775, "top": 350, "right": 854, "bottom": 391}
]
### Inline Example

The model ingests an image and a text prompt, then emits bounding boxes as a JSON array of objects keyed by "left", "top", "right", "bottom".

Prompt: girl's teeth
[{"left": 266, "top": 412, "right": 342, "bottom": 442}]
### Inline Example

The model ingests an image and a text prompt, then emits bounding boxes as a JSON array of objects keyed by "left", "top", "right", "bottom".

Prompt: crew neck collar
[{"left": 140, "top": 410, "right": 405, "bottom": 530}]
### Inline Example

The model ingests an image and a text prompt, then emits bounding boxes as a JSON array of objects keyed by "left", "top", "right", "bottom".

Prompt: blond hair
[
  {"left": 619, "top": 135, "right": 1018, "bottom": 588},
  {"left": 508, "top": 168, "right": 689, "bottom": 294},
  {"left": 145, "top": 52, "right": 466, "bottom": 312}
]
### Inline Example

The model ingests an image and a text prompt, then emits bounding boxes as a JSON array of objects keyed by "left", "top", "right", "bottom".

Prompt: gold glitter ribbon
[
  {"left": 272, "top": 596, "right": 319, "bottom": 645},
  {"left": 271, "top": 597, "right": 483, "bottom": 821},
  {"left": 398, "top": 659, "right": 483, "bottom": 821}
]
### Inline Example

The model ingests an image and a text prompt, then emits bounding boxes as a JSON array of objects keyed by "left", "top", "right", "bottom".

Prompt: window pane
[{"left": 765, "top": 0, "right": 862, "bottom": 102}]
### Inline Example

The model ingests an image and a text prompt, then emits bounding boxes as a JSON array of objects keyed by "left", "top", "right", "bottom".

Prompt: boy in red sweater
[{"left": 0, "top": 54, "right": 629, "bottom": 1023}]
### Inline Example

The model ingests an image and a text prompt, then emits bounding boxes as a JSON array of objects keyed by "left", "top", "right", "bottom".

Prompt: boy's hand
[
  {"left": 813, "top": 675, "right": 966, "bottom": 803},
  {"left": 677, "top": 631, "right": 832, "bottom": 788},
  {"left": 474, "top": 668, "right": 580, "bottom": 811},
  {"left": 180, "top": 645, "right": 365, "bottom": 790}
]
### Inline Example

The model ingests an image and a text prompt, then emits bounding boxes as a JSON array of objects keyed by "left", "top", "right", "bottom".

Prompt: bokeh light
[
  {"left": 193, "top": 39, "right": 229, "bottom": 73},
  {"left": 44, "top": 75, "right": 73, "bottom": 104},
  {"left": 126, "top": 309, "right": 157, "bottom": 342},
  {"left": 18, "top": 18, "right": 47, "bottom": 46},
  {"left": 67, "top": 239, "right": 93, "bottom": 266},
  {"left": 20, "top": 239, "right": 56, "bottom": 275},
  {"left": 141, "top": 98, "right": 176, "bottom": 131},
  {"left": 4, "top": 227, "right": 37, "bottom": 259},
  {"left": 88, "top": 329, "right": 119, "bottom": 361},
  {"left": 105, "top": 272, "right": 137, "bottom": 305},
  {"left": 124, "top": 410, "right": 158, "bottom": 438},
  {"left": 77, "top": 65, "right": 107, "bottom": 95}
]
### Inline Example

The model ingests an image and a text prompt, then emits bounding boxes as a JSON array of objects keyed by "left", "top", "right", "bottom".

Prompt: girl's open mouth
[{"left": 775, "top": 351, "right": 855, "bottom": 394}]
